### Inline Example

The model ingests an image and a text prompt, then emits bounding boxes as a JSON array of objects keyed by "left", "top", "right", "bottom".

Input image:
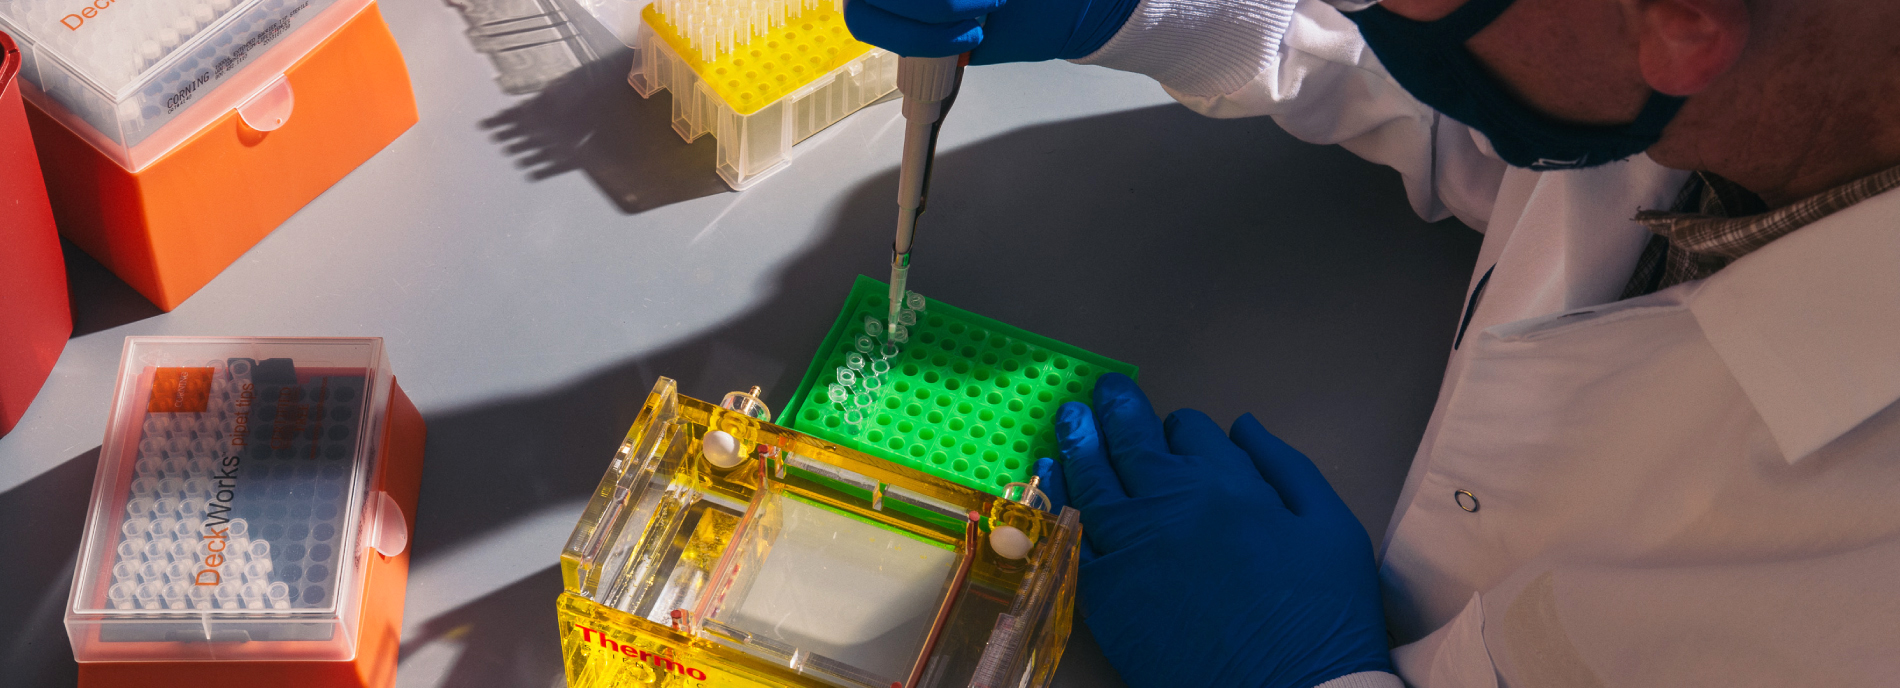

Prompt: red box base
[{"left": 0, "top": 31, "right": 71, "bottom": 437}]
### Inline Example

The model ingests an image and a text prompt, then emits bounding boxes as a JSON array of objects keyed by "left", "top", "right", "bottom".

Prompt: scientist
[{"left": 849, "top": 0, "right": 1900, "bottom": 685}]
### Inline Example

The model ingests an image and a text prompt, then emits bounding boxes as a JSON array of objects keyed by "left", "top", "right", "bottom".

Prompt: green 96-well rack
[{"left": 781, "top": 276, "right": 1138, "bottom": 496}]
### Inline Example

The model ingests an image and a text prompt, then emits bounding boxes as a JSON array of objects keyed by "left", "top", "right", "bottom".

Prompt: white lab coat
[{"left": 1078, "top": 0, "right": 1900, "bottom": 685}]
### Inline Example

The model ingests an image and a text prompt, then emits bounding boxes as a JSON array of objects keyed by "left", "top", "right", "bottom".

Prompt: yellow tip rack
[
  {"left": 630, "top": 0, "right": 897, "bottom": 189},
  {"left": 558, "top": 377, "right": 1081, "bottom": 688}
]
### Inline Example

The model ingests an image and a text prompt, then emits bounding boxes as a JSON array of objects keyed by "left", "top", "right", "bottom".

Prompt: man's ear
[{"left": 1631, "top": 0, "right": 1749, "bottom": 95}]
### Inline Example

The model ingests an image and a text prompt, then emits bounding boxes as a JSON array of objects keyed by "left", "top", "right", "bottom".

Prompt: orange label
[{"left": 149, "top": 367, "right": 214, "bottom": 413}]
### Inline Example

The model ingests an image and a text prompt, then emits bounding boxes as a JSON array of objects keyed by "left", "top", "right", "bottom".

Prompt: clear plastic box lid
[
  {"left": 0, "top": 0, "right": 361, "bottom": 170},
  {"left": 66, "top": 337, "right": 398, "bottom": 662}
]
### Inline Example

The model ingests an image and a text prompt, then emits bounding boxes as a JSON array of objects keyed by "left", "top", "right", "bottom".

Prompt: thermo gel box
[
  {"left": 558, "top": 378, "right": 1080, "bottom": 688},
  {"left": 0, "top": 28, "right": 70, "bottom": 437},
  {"left": 2, "top": 0, "right": 417, "bottom": 310},
  {"left": 67, "top": 337, "right": 426, "bottom": 688}
]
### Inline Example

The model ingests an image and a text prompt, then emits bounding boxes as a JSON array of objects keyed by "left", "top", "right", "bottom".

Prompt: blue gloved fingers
[
  {"left": 1033, "top": 456, "right": 1099, "bottom": 564},
  {"left": 843, "top": 0, "right": 983, "bottom": 57},
  {"left": 1163, "top": 409, "right": 1288, "bottom": 510},
  {"left": 856, "top": 0, "right": 1005, "bottom": 25},
  {"left": 1229, "top": 413, "right": 1349, "bottom": 519},
  {"left": 1161, "top": 409, "right": 1248, "bottom": 469},
  {"left": 1033, "top": 457, "right": 1067, "bottom": 514},
  {"left": 1054, "top": 401, "right": 1127, "bottom": 510},
  {"left": 1089, "top": 374, "right": 1177, "bottom": 487}
]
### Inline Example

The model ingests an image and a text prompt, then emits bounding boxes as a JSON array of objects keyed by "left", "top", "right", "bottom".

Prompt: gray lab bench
[{"left": 0, "top": 0, "right": 1479, "bottom": 683}]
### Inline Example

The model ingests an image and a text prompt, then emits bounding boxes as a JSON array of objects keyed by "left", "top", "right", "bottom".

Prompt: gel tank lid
[{"left": 66, "top": 337, "right": 397, "bottom": 662}]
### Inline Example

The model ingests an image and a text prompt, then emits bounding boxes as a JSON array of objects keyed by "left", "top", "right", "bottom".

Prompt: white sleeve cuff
[
  {"left": 1071, "top": 0, "right": 1299, "bottom": 98},
  {"left": 1314, "top": 670, "right": 1406, "bottom": 688}
]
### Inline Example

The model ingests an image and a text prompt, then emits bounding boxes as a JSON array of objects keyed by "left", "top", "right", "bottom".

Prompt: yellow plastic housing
[
  {"left": 629, "top": 5, "right": 896, "bottom": 189},
  {"left": 644, "top": 3, "right": 870, "bottom": 115},
  {"left": 557, "top": 378, "right": 1080, "bottom": 688}
]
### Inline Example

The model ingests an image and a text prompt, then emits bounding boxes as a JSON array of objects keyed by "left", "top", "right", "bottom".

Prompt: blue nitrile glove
[
  {"left": 843, "top": 0, "right": 1138, "bottom": 62},
  {"left": 1039, "top": 373, "right": 1392, "bottom": 688}
]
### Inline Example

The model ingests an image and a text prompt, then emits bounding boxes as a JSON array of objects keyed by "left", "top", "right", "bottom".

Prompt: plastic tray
[
  {"left": 781, "top": 276, "right": 1138, "bottom": 496},
  {"left": 627, "top": 8, "right": 895, "bottom": 190}
]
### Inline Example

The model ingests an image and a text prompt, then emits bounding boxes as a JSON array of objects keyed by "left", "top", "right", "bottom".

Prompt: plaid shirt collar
[{"left": 1623, "top": 165, "right": 1900, "bottom": 298}]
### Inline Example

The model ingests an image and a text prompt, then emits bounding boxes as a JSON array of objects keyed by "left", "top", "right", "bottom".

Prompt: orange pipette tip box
[
  {"left": 67, "top": 337, "right": 426, "bottom": 688},
  {"left": 10, "top": 0, "right": 417, "bottom": 311}
]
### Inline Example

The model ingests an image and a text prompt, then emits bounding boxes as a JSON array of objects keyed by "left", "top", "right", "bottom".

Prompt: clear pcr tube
[
  {"left": 862, "top": 317, "right": 883, "bottom": 337},
  {"left": 267, "top": 582, "right": 291, "bottom": 610},
  {"left": 186, "top": 581, "right": 212, "bottom": 608},
  {"left": 165, "top": 561, "right": 191, "bottom": 584},
  {"left": 108, "top": 583, "right": 136, "bottom": 610},
  {"left": 136, "top": 582, "right": 163, "bottom": 609},
  {"left": 121, "top": 517, "right": 152, "bottom": 540},
  {"left": 880, "top": 341, "right": 902, "bottom": 360},
  {"left": 189, "top": 585, "right": 214, "bottom": 610},
  {"left": 854, "top": 335, "right": 877, "bottom": 353},
  {"left": 168, "top": 538, "right": 194, "bottom": 561},
  {"left": 148, "top": 517, "right": 178, "bottom": 540},
  {"left": 151, "top": 497, "right": 178, "bottom": 517},
  {"left": 845, "top": 352, "right": 866, "bottom": 370},
  {"left": 164, "top": 582, "right": 191, "bottom": 610},
  {"left": 827, "top": 384, "right": 849, "bottom": 404},
  {"left": 836, "top": 368, "right": 858, "bottom": 387},
  {"left": 117, "top": 537, "right": 147, "bottom": 562},
  {"left": 113, "top": 561, "right": 139, "bottom": 583},
  {"left": 905, "top": 290, "right": 926, "bottom": 311},
  {"left": 215, "top": 583, "right": 241, "bottom": 609},
  {"left": 241, "top": 582, "right": 265, "bottom": 609},
  {"left": 869, "top": 358, "right": 890, "bottom": 376},
  {"left": 248, "top": 539, "right": 270, "bottom": 560}
]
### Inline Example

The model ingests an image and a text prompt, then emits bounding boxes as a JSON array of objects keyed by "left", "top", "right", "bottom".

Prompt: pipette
[{"left": 888, "top": 54, "right": 967, "bottom": 336}]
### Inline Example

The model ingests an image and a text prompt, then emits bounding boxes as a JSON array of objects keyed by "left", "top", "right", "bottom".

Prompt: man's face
[{"left": 1376, "top": 0, "right": 1655, "bottom": 127}]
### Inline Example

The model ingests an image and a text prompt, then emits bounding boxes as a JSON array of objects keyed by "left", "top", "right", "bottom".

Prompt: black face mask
[{"left": 1342, "top": 0, "right": 1686, "bottom": 171}]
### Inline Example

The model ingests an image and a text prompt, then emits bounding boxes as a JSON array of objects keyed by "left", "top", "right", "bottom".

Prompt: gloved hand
[
  {"left": 842, "top": 0, "right": 1138, "bottom": 62},
  {"left": 1033, "top": 373, "right": 1392, "bottom": 688}
]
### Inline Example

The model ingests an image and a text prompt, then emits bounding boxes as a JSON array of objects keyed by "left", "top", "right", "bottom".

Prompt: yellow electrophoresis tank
[{"left": 557, "top": 378, "right": 1082, "bottom": 688}]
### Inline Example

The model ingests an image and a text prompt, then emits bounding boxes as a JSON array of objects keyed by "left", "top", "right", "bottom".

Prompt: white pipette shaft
[{"left": 888, "top": 55, "right": 964, "bottom": 334}]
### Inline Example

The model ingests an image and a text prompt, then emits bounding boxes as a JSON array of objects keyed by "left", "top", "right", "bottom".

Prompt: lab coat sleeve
[
  {"left": 1072, "top": 0, "right": 1506, "bottom": 229},
  {"left": 1316, "top": 671, "right": 1408, "bottom": 688}
]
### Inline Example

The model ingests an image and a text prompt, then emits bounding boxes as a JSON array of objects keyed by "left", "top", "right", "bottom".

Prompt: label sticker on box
[{"left": 148, "top": 367, "right": 214, "bottom": 413}]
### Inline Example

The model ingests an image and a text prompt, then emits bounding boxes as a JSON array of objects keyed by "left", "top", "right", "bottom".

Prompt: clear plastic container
[
  {"left": 0, "top": 0, "right": 367, "bottom": 169},
  {"left": 628, "top": 12, "right": 896, "bottom": 190},
  {"left": 66, "top": 337, "right": 408, "bottom": 662},
  {"left": 558, "top": 377, "right": 1080, "bottom": 688}
]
